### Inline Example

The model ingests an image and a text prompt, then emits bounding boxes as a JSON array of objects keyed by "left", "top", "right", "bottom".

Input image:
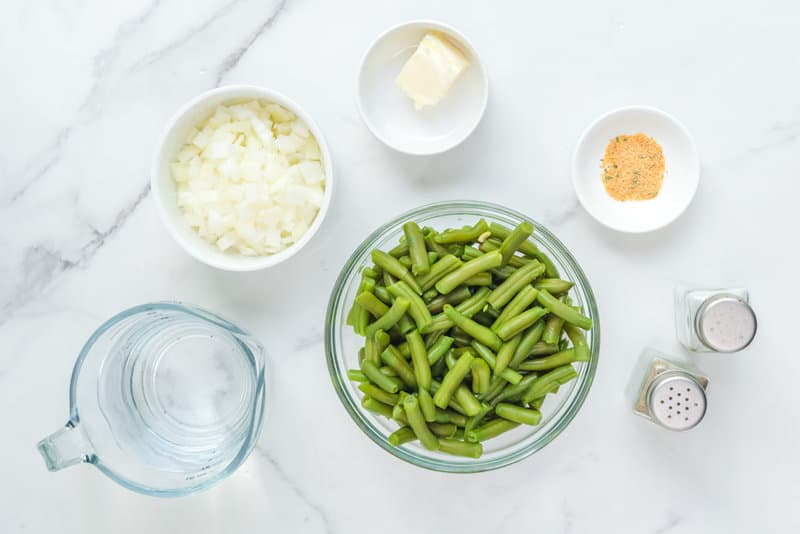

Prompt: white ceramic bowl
[
  {"left": 572, "top": 106, "right": 699, "bottom": 233},
  {"left": 357, "top": 20, "right": 488, "bottom": 155},
  {"left": 152, "top": 85, "right": 333, "bottom": 271}
]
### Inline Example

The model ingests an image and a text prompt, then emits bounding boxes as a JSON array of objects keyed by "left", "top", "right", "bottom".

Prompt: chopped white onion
[{"left": 172, "top": 100, "right": 326, "bottom": 256}]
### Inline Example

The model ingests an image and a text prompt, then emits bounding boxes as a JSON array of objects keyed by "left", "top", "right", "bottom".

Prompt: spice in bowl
[{"left": 601, "top": 133, "right": 665, "bottom": 201}]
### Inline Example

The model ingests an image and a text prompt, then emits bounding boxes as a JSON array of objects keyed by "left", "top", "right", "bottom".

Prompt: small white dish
[
  {"left": 357, "top": 20, "right": 488, "bottom": 155},
  {"left": 151, "top": 85, "right": 333, "bottom": 271},
  {"left": 572, "top": 106, "right": 700, "bottom": 233}
]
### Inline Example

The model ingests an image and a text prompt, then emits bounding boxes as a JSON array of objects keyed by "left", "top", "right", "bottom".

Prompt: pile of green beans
[{"left": 346, "top": 219, "right": 592, "bottom": 458}]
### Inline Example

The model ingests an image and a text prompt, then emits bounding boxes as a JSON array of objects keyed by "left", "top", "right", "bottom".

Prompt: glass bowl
[{"left": 325, "top": 201, "right": 600, "bottom": 472}]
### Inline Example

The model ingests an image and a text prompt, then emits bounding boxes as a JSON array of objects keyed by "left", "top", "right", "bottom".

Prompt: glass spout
[{"left": 37, "top": 420, "right": 92, "bottom": 471}]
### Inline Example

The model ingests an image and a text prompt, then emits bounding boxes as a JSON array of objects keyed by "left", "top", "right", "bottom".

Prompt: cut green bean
[
  {"left": 418, "top": 387, "right": 437, "bottom": 422},
  {"left": 510, "top": 321, "right": 545, "bottom": 369},
  {"left": 487, "top": 261, "right": 546, "bottom": 309},
  {"left": 371, "top": 250, "right": 422, "bottom": 294},
  {"left": 470, "top": 341, "right": 524, "bottom": 385},
  {"left": 495, "top": 307, "right": 548, "bottom": 341},
  {"left": 360, "top": 360, "right": 399, "bottom": 393},
  {"left": 488, "top": 222, "right": 559, "bottom": 277},
  {"left": 542, "top": 314, "right": 565, "bottom": 345},
  {"left": 433, "top": 351, "right": 474, "bottom": 409},
  {"left": 517, "top": 349, "right": 577, "bottom": 371},
  {"left": 358, "top": 382, "right": 399, "bottom": 406},
  {"left": 491, "top": 285, "right": 539, "bottom": 330},
  {"left": 403, "top": 221, "right": 430, "bottom": 276},
  {"left": 347, "top": 369, "right": 367, "bottom": 382},
  {"left": 522, "top": 365, "right": 579, "bottom": 403},
  {"left": 403, "top": 395, "right": 439, "bottom": 451},
  {"left": 436, "top": 250, "right": 502, "bottom": 295},
  {"left": 429, "top": 422, "right": 458, "bottom": 438},
  {"left": 535, "top": 278, "right": 575, "bottom": 295},
  {"left": 381, "top": 345, "right": 417, "bottom": 388},
  {"left": 495, "top": 335, "right": 521, "bottom": 376},
  {"left": 498, "top": 221, "right": 534, "bottom": 265},
  {"left": 355, "top": 291, "right": 389, "bottom": 317},
  {"left": 496, "top": 403, "right": 542, "bottom": 425},
  {"left": 465, "top": 419, "right": 520, "bottom": 443},
  {"left": 388, "top": 426, "right": 416, "bottom": 446},
  {"left": 388, "top": 281, "right": 433, "bottom": 330},
  {"left": 470, "top": 358, "right": 491, "bottom": 395},
  {"left": 426, "top": 335, "right": 454, "bottom": 365},
  {"left": 426, "top": 284, "right": 471, "bottom": 313},
  {"left": 564, "top": 324, "right": 590, "bottom": 362},
  {"left": 365, "top": 297, "right": 410, "bottom": 338},
  {"left": 536, "top": 289, "right": 592, "bottom": 329},
  {"left": 464, "top": 402, "right": 493, "bottom": 435},
  {"left": 406, "top": 330, "right": 432, "bottom": 390},
  {"left": 491, "top": 372, "right": 538, "bottom": 405},
  {"left": 388, "top": 241, "right": 409, "bottom": 258},
  {"left": 434, "top": 219, "right": 489, "bottom": 244},
  {"left": 454, "top": 385, "right": 483, "bottom": 416},
  {"left": 443, "top": 305, "right": 503, "bottom": 351},
  {"left": 480, "top": 376, "right": 508, "bottom": 402},
  {"left": 438, "top": 438, "right": 482, "bottom": 458},
  {"left": 373, "top": 285, "right": 392, "bottom": 304},
  {"left": 463, "top": 272, "right": 493, "bottom": 286},
  {"left": 530, "top": 341, "right": 560, "bottom": 356},
  {"left": 362, "top": 396, "right": 393, "bottom": 418}
]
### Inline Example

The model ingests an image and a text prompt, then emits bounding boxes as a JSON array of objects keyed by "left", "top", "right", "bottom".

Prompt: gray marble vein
[
  {"left": 214, "top": 0, "right": 288, "bottom": 86},
  {"left": 0, "top": 183, "right": 151, "bottom": 326},
  {"left": 253, "top": 445, "right": 333, "bottom": 533}
]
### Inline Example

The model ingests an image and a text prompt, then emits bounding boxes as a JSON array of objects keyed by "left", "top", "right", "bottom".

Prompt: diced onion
[{"left": 171, "top": 100, "right": 326, "bottom": 256}]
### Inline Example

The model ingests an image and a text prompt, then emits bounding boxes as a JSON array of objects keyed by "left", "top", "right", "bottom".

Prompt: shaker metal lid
[
  {"left": 646, "top": 372, "right": 707, "bottom": 431},
  {"left": 695, "top": 294, "right": 757, "bottom": 352}
]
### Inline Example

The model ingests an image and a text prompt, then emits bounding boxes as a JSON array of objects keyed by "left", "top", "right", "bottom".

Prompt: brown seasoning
[{"left": 601, "top": 133, "right": 665, "bottom": 201}]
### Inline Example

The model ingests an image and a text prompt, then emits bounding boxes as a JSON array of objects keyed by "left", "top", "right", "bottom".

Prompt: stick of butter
[{"left": 395, "top": 33, "right": 470, "bottom": 110}]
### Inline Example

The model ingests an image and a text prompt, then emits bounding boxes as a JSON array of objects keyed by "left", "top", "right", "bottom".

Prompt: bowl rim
[
  {"left": 325, "top": 200, "right": 600, "bottom": 472},
  {"left": 151, "top": 84, "right": 334, "bottom": 272},
  {"left": 571, "top": 104, "right": 700, "bottom": 234},
  {"left": 356, "top": 19, "right": 489, "bottom": 156}
]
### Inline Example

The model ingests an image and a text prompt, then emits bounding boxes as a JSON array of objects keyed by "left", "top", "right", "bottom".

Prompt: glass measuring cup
[{"left": 37, "top": 302, "right": 267, "bottom": 497}]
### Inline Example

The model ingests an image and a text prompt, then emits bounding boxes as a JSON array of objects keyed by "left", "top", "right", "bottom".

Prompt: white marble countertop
[{"left": 2, "top": 0, "right": 799, "bottom": 532}]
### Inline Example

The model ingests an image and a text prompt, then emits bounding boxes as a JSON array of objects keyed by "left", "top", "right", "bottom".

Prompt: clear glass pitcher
[{"left": 37, "top": 302, "right": 268, "bottom": 497}]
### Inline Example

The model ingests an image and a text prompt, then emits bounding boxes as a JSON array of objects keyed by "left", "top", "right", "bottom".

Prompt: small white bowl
[
  {"left": 357, "top": 20, "right": 488, "bottom": 155},
  {"left": 151, "top": 85, "right": 333, "bottom": 271},
  {"left": 572, "top": 106, "right": 700, "bottom": 233}
]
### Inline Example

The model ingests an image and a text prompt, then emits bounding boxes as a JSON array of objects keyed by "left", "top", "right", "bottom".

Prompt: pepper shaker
[
  {"left": 674, "top": 286, "right": 757, "bottom": 353},
  {"left": 628, "top": 348, "right": 709, "bottom": 431}
]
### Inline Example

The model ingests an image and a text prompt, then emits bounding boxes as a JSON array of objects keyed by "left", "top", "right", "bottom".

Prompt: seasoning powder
[{"left": 601, "top": 133, "right": 665, "bottom": 201}]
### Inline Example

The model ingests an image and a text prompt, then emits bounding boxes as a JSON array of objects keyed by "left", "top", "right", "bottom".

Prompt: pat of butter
[{"left": 395, "top": 33, "right": 470, "bottom": 110}]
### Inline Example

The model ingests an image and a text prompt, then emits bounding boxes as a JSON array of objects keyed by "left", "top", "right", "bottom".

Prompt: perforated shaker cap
[
  {"left": 696, "top": 294, "right": 757, "bottom": 353},
  {"left": 646, "top": 372, "right": 707, "bottom": 431}
]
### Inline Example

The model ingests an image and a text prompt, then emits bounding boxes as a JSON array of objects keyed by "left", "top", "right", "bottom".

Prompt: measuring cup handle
[{"left": 37, "top": 421, "right": 92, "bottom": 471}]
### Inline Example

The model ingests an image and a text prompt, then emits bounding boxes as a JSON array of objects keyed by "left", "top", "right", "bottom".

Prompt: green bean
[
  {"left": 429, "top": 422, "right": 458, "bottom": 438},
  {"left": 470, "top": 358, "right": 491, "bottom": 395},
  {"left": 480, "top": 376, "right": 508, "bottom": 402},
  {"left": 496, "top": 403, "right": 542, "bottom": 425},
  {"left": 388, "top": 241, "right": 409, "bottom": 258},
  {"left": 495, "top": 307, "right": 548, "bottom": 341},
  {"left": 379, "top": 365, "right": 398, "bottom": 377},
  {"left": 397, "top": 341, "right": 411, "bottom": 358},
  {"left": 347, "top": 369, "right": 367, "bottom": 382},
  {"left": 498, "top": 221, "right": 534, "bottom": 265},
  {"left": 491, "top": 264, "right": 518, "bottom": 280},
  {"left": 381, "top": 345, "right": 417, "bottom": 388},
  {"left": 406, "top": 330, "right": 432, "bottom": 390},
  {"left": 438, "top": 438, "right": 483, "bottom": 458},
  {"left": 383, "top": 271, "right": 396, "bottom": 287},
  {"left": 454, "top": 385, "right": 483, "bottom": 416},
  {"left": 491, "top": 373, "right": 538, "bottom": 405},
  {"left": 443, "top": 305, "right": 503, "bottom": 351},
  {"left": 418, "top": 387, "right": 437, "bottom": 422},
  {"left": 355, "top": 291, "right": 389, "bottom": 317},
  {"left": 358, "top": 382, "right": 399, "bottom": 406},
  {"left": 388, "top": 281, "right": 433, "bottom": 330},
  {"left": 424, "top": 232, "right": 451, "bottom": 257},
  {"left": 434, "top": 219, "right": 489, "bottom": 244},
  {"left": 398, "top": 256, "right": 412, "bottom": 269},
  {"left": 427, "top": 252, "right": 438, "bottom": 266},
  {"left": 362, "top": 267, "right": 379, "bottom": 279},
  {"left": 445, "top": 410, "right": 468, "bottom": 427},
  {"left": 465, "top": 419, "right": 520, "bottom": 443},
  {"left": 426, "top": 285, "right": 471, "bottom": 313},
  {"left": 480, "top": 238, "right": 529, "bottom": 268},
  {"left": 365, "top": 297, "right": 409, "bottom": 338},
  {"left": 360, "top": 360, "right": 399, "bottom": 393},
  {"left": 464, "top": 402, "right": 493, "bottom": 435},
  {"left": 388, "top": 426, "right": 416, "bottom": 446},
  {"left": 531, "top": 397, "right": 545, "bottom": 410},
  {"left": 471, "top": 311, "right": 495, "bottom": 327},
  {"left": 522, "top": 365, "right": 578, "bottom": 403},
  {"left": 470, "top": 341, "right": 524, "bottom": 385},
  {"left": 436, "top": 250, "right": 502, "bottom": 295},
  {"left": 397, "top": 314, "right": 415, "bottom": 335},
  {"left": 530, "top": 341, "right": 560, "bottom": 356},
  {"left": 371, "top": 250, "right": 422, "bottom": 294},
  {"left": 463, "top": 272, "right": 493, "bottom": 286},
  {"left": 422, "top": 289, "right": 439, "bottom": 302},
  {"left": 535, "top": 278, "right": 575, "bottom": 295},
  {"left": 542, "top": 314, "right": 565, "bottom": 345},
  {"left": 564, "top": 324, "right": 590, "bottom": 362},
  {"left": 392, "top": 391, "right": 409, "bottom": 422},
  {"left": 402, "top": 221, "right": 430, "bottom": 276},
  {"left": 461, "top": 245, "right": 482, "bottom": 260},
  {"left": 491, "top": 286, "right": 539, "bottom": 330},
  {"left": 347, "top": 275, "right": 376, "bottom": 328},
  {"left": 362, "top": 396, "right": 393, "bottom": 418},
  {"left": 422, "top": 287, "right": 490, "bottom": 333},
  {"left": 487, "top": 261, "right": 545, "bottom": 309},
  {"left": 495, "top": 335, "right": 521, "bottom": 375},
  {"left": 488, "top": 222, "right": 559, "bottom": 277},
  {"left": 403, "top": 395, "right": 439, "bottom": 450},
  {"left": 518, "top": 349, "right": 577, "bottom": 371},
  {"left": 536, "top": 289, "right": 592, "bottom": 329},
  {"left": 433, "top": 351, "right": 474, "bottom": 409},
  {"left": 373, "top": 285, "right": 392, "bottom": 304},
  {"left": 426, "top": 335, "right": 454, "bottom": 365}
]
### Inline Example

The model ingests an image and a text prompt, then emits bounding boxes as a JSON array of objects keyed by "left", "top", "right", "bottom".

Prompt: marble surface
[{"left": 2, "top": 0, "right": 799, "bottom": 532}]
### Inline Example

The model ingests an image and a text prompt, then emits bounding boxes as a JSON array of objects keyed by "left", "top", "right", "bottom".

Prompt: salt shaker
[
  {"left": 627, "top": 348, "right": 709, "bottom": 431},
  {"left": 674, "top": 286, "right": 757, "bottom": 353}
]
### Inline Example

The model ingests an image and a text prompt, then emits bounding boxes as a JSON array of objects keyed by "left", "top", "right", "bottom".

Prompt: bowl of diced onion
[{"left": 152, "top": 85, "right": 333, "bottom": 271}]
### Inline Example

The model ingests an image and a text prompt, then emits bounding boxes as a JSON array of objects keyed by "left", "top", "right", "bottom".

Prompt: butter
[{"left": 395, "top": 33, "right": 470, "bottom": 110}]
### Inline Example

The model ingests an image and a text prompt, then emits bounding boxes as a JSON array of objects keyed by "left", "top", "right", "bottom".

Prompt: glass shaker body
[{"left": 674, "top": 286, "right": 756, "bottom": 353}]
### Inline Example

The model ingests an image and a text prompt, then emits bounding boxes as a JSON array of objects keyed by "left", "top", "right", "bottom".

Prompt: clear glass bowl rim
[{"left": 325, "top": 200, "right": 600, "bottom": 473}]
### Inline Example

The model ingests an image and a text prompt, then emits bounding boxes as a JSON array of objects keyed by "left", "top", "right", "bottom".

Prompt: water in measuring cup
[{"left": 97, "top": 310, "right": 261, "bottom": 476}]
